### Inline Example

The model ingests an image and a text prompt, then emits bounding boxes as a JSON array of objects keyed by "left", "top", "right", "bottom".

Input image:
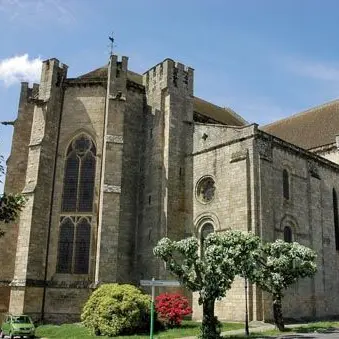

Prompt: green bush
[{"left": 81, "top": 283, "right": 152, "bottom": 336}]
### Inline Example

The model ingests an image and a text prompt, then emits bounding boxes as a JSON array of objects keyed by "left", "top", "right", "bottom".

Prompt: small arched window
[
  {"left": 200, "top": 223, "right": 214, "bottom": 256},
  {"left": 283, "top": 226, "right": 292, "bottom": 243},
  {"left": 333, "top": 188, "right": 339, "bottom": 251},
  {"left": 283, "top": 169, "right": 290, "bottom": 200}
]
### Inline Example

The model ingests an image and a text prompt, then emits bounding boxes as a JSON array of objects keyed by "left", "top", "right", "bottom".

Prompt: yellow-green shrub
[{"left": 81, "top": 283, "right": 151, "bottom": 336}]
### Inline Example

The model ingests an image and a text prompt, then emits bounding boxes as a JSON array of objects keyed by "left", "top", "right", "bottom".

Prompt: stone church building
[{"left": 1, "top": 54, "right": 339, "bottom": 323}]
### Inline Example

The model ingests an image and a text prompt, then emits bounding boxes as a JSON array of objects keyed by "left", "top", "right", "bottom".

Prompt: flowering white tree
[
  {"left": 252, "top": 240, "right": 317, "bottom": 331},
  {"left": 154, "top": 230, "right": 261, "bottom": 339}
]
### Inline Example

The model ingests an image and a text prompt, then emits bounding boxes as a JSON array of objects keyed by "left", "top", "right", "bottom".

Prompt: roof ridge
[
  {"left": 262, "top": 98, "right": 339, "bottom": 129},
  {"left": 194, "top": 96, "right": 248, "bottom": 125}
]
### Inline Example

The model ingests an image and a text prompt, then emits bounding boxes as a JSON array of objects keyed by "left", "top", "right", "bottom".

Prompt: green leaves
[
  {"left": 255, "top": 240, "right": 317, "bottom": 297},
  {"left": 154, "top": 231, "right": 317, "bottom": 338},
  {"left": 81, "top": 283, "right": 152, "bottom": 336},
  {"left": 154, "top": 231, "right": 317, "bottom": 305},
  {"left": 0, "top": 155, "right": 26, "bottom": 235},
  {"left": 154, "top": 230, "right": 263, "bottom": 302},
  {"left": 0, "top": 193, "right": 26, "bottom": 224}
]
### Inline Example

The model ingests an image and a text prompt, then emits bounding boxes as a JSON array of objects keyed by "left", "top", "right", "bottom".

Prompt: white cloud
[
  {"left": 0, "top": 54, "right": 42, "bottom": 86},
  {"left": 284, "top": 57, "right": 339, "bottom": 82},
  {"left": 0, "top": 0, "right": 75, "bottom": 24}
]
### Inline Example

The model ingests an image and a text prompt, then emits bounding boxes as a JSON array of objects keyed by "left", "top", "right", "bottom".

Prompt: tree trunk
[
  {"left": 273, "top": 294, "right": 285, "bottom": 331},
  {"left": 200, "top": 299, "right": 221, "bottom": 339}
]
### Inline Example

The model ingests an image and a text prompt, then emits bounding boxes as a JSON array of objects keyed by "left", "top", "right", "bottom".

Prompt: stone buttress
[{"left": 8, "top": 59, "right": 68, "bottom": 318}]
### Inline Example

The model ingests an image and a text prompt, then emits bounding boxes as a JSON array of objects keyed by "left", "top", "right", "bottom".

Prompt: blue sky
[{"left": 1, "top": 0, "right": 339, "bottom": 191}]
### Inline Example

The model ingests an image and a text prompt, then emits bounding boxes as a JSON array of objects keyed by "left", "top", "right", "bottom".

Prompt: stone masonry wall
[
  {"left": 192, "top": 124, "right": 257, "bottom": 321},
  {"left": 0, "top": 82, "right": 35, "bottom": 316},
  {"left": 44, "top": 82, "right": 106, "bottom": 318},
  {"left": 256, "top": 133, "right": 339, "bottom": 321}
]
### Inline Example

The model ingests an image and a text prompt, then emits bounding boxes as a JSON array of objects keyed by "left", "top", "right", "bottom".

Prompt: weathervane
[{"left": 108, "top": 32, "right": 116, "bottom": 56}]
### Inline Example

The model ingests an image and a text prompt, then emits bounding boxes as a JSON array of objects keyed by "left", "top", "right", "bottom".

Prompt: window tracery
[{"left": 57, "top": 134, "right": 96, "bottom": 274}]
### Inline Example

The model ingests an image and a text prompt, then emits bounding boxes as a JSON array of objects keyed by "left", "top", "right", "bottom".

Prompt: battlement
[
  {"left": 143, "top": 58, "right": 194, "bottom": 95},
  {"left": 19, "top": 83, "right": 40, "bottom": 104},
  {"left": 42, "top": 58, "right": 68, "bottom": 71},
  {"left": 107, "top": 55, "right": 128, "bottom": 100},
  {"left": 110, "top": 55, "right": 128, "bottom": 73},
  {"left": 37, "top": 58, "right": 68, "bottom": 101}
]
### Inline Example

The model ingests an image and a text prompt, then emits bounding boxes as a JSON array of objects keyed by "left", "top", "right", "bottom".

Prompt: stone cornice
[{"left": 257, "top": 129, "right": 339, "bottom": 172}]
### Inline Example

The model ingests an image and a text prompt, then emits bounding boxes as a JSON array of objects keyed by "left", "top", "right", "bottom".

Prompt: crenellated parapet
[
  {"left": 108, "top": 55, "right": 128, "bottom": 100},
  {"left": 143, "top": 58, "right": 194, "bottom": 97},
  {"left": 38, "top": 58, "right": 68, "bottom": 102}
]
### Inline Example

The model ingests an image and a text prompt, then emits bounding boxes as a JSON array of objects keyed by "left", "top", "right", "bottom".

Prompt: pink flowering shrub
[{"left": 155, "top": 293, "right": 192, "bottom": 327}]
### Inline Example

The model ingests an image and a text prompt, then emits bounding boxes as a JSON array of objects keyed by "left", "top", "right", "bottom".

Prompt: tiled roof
[
  {"left": 77, "top": 66, "right": 246, "bottom": 126},
  {"left": 261, "top": 99, "right": 339, "bottom": 150},
  {"left": 193, "top": 97, "right": 246, "bottom": 126},
  {"left": 77, "top": 66, "right": 143, "bottom": 84}
]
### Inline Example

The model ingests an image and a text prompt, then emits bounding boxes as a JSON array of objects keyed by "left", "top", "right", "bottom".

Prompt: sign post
[{"left": 140, "top": 278, "right": 180, "bottom": 339}]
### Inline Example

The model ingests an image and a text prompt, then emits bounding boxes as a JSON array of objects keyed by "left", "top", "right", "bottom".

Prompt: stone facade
[{"left": 2, "top": 54, "right": 339, "bottom": 323}]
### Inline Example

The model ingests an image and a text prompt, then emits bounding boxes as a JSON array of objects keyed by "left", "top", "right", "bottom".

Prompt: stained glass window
[
  {"left": 57, "top": 133, "right": 96, "bottom": 275},
  {"left": 61, "top": 134, "right": 96, "bottom": 213},
  {"left": 78, "top": 152, "right": 96, "bottom": 212},
  {"left": 57, "top": 218, "right": 74, "bottom": 273},
  {"left": 74, "top": 218, "right": 91, "bottom": 274},
  {"left": 62, "top": 152, "right": 79, "bottom": 212}
]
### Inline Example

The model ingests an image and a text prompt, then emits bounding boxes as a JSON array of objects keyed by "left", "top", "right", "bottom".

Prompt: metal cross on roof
[{"left": 108, "top": 32, "right": 115, "bottom": 56}]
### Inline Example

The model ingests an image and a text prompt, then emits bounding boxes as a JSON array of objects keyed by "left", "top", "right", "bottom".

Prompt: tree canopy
[
  {"left": 0, "top": 155, "right": 25, "bottom": 236},
  {"left": 252, "top": 240, "right": 317, "bottom": 331},
  {"left": 154, "top": 230, "right": 261, "bottom": 339},
  {"left": 154, "top": 230, "right": 317, "bottom": 337}
]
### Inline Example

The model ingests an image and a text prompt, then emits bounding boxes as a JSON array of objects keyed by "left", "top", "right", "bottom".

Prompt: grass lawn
[{"left": 35, "top": 321, "right": 244, "bottom": 339}]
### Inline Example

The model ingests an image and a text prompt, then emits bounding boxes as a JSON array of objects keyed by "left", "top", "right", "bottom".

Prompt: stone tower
[{"left": 135, "top": 60, "right": 194, "bottom": 281}]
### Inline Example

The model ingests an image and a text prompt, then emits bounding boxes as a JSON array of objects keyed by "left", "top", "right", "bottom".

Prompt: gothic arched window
[
  {"left": 283, "top": 226, "right": 292, "bottom": 243},
  {"left": 283, "top": 169, "right": 290, "bottom": 200},
  {"left": 62, "top": 134, "right": 96, "bottom": 212},
  {"left": 57, "top": 134, "right": 96, "bottom": 274},
  {"left": 200, "top": 223, "right": 214, "bottom": 257},
  {"left": 333, "top": 188, "right": 339, "bottom": 251}
]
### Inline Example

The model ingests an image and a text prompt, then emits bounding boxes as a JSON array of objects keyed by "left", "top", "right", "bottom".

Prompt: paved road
[
  {"left": 179, "top": 324, "right": 339, "bottom": 339},
  {"left": 271, "top": 328, "right": 339, "bottom": 339}
]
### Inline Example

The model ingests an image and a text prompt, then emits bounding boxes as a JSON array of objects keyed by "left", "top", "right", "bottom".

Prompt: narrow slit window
[{"left": 283, "top": 169, "right": 290, "bottom": 200}]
